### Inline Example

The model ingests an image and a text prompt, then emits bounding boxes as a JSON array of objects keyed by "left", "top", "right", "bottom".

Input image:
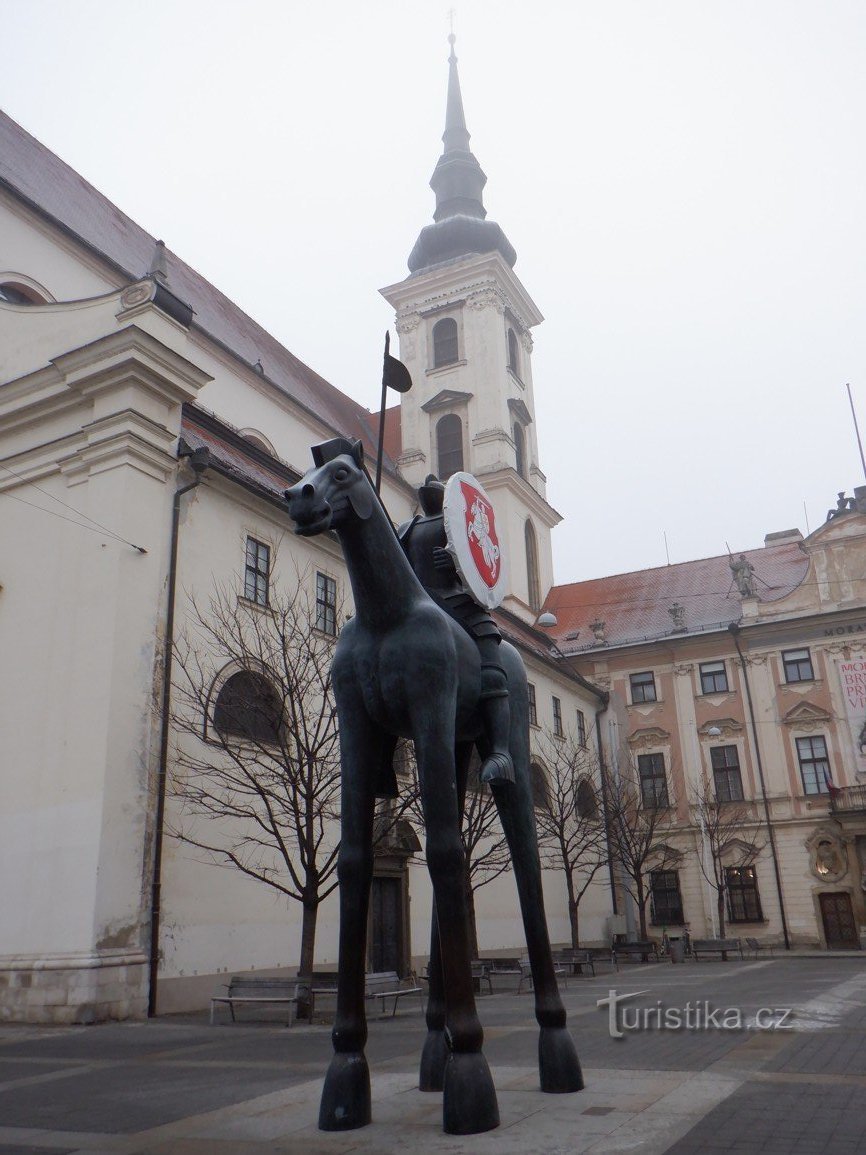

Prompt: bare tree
[
  {"left": 168, "top": 570, "right": 343, "bottom": 976},
  {"left": 691, "top": 770, "right": 765, "bottom": 938},
  {"left": 604, "top": 760, "right": 676, "bottom": 940},
  {"left": 409, "top": 751, "right": 511, "bottom": 959},
  {"left": 533, "top": 731, "right": 608, "bottom": 949}
]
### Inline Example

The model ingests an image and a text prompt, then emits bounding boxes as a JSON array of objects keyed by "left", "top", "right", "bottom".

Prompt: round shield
[{"left": 443, "top": 472, "right": 508, "bottom": 609}]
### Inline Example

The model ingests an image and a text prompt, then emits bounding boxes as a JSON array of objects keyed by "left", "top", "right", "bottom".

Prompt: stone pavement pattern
[{"left": 1, "top": 959, "right": 866, "bottom": 1154}]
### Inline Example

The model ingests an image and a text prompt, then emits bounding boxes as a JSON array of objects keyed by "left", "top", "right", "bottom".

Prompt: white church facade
[{"left": 0, "top": 43, "right": 613, "bottom": 1022}]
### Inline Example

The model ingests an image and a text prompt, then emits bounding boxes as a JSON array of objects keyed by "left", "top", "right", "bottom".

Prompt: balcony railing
[{"left": 829, "top": 784, "right": 866, "bottom": 814}]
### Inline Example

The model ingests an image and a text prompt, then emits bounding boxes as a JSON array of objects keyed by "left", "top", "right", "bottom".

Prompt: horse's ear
[
  {"left": 351, "top": 439, "right": 364, "bottom": 466},
  {"left": 348, "top": 473, "right": 374, "bottom": 520}
]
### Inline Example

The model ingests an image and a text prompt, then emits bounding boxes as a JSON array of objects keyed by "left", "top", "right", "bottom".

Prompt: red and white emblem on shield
[{"left": 443, "top": 473, "right": 508, "bottom": 609}]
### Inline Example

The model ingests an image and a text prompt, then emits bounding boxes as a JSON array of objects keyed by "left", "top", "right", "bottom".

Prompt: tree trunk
[
  {"left": 566, "top": 871, "right": 580, "bottom": 948},
  {"left": 717, "top": 889, "right": 726, "bottom": 939},
  {"left": 299, "top": 898, "right": 318, "bottom": 976},
  {"left": 635, "top": 879, "right": 648, "bottom": 939}
]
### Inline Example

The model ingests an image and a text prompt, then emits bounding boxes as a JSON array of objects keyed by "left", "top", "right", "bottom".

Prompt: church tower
[{"left": 381, "top": 35, "right": 560, "bottom": 624}]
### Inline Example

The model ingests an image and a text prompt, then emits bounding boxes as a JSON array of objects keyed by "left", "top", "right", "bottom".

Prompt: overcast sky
[{"left": 4, "top": 0, "right": 866, "bottom": 582}]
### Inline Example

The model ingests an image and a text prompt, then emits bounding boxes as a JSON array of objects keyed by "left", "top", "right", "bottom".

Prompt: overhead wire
[{"left": 0, "top": 461, "right": 147, "bottom": 552}]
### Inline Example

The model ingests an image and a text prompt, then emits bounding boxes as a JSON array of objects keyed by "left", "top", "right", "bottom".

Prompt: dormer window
[
  {"left": 507, "top": 327, "right": 520, "bottom": 376},
  {"left": 432, "top": 317, "right": 459, "bottom": 368}
]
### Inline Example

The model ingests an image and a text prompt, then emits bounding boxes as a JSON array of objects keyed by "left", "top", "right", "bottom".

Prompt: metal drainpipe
[
  {"left": 594, "top": 698, "right": 619, "bottom": 914},
  {"left": 148, "top": 447, "right": 209, "bottom": 1017},
  {"left": 728, "top": 622, "right": 791, "bottom": 951}
]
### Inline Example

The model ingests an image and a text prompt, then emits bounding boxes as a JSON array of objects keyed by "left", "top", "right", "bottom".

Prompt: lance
[{"left": 375, "top": 331, "right": 412, "bottom": 494}]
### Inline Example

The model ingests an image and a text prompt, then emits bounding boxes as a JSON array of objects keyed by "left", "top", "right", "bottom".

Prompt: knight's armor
[{"left": 399, "top": 475, "right": 514, "bottom": 785}]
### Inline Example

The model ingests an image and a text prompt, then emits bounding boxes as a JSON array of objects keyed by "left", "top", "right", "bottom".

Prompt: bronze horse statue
[{"left": 285, "top": 437, "right": 582, "bottom": 1135}]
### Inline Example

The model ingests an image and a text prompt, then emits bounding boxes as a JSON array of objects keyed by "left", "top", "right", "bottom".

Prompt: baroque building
[{"left": 543, "top": 498, "right": 866, "bottom": 949}]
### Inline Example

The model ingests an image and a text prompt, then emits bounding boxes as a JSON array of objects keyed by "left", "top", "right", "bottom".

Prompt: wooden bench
[
  {"left": 691, "top": 938, "right": 744, "bottom": 961},
  {"left": 553, "top": 949, "right": 596, "bottom": 977},
  {"left": 516, "top": 956, "right": 570, "bottom": 993},
  {"left": 744, "top": 936, "right": 775, "bottom": 959},
  {"left": 612, "top": 941, "right": 659, "bottom": 964},
  {"left": 210, "top": 976, "right": 300, "bottom": 1026},
  {"left": 310, "top": 971, "right": 424, "bottom": 1019},
  {"left": 482, "top": 956, "right": 524, "bottom": 988}
]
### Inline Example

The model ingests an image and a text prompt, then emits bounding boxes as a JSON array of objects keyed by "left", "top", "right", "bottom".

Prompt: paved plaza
[{"left": 2, "top": 957, "right": 866, "bottom": 1154}]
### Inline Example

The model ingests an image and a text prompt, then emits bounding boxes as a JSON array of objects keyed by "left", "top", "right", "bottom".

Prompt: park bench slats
[
  {"left": 691, "top": 938, "right": 744, "bottom": 961},
  {"left": 210, "top": 976, "right": 300, "bottom": 1026}
]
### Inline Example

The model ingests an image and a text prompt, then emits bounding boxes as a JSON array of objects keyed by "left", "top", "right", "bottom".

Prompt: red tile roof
[
  {"left": 543, "top": 543, "right": 810, "bottom": 653},
  {"left": 0, "top": 111, "right": 399, "bottom": 473}
]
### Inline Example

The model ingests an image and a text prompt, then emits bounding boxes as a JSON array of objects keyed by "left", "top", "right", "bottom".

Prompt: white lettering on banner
[{"left": 837, "top": 659, "right": 866, "bottom": 774}]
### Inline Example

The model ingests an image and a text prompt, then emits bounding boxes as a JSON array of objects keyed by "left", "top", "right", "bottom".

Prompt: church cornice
[
  {"left": 476, "top": 466, "right": 562, "bottom": 528},
  {"left": 380, "top": 251, "right": 544, "bottom": 331}
]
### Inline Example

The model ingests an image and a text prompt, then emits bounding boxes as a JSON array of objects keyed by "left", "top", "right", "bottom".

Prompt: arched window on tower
[
  {"left": 525, "top": 520, "right": 541, "bottom": 612},
  {"left": 212, "top": 669, "right": 284, "bottom": 745},
  {"left": 432, "top": 317, "right": 459, "bottom": 368},
  {"left": 436, "top": 413, "right": 464, "bottom": 478},
  {"left": 507, "top": 327, "right": 520, "bottom": 377},
  {"left": 514, "top": 423, "right": 526, "bottom": 479}
]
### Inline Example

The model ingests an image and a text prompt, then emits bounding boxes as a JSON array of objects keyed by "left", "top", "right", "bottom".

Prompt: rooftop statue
[{"left": 285, "top": 438, "right": 582, "bottom": 1135}]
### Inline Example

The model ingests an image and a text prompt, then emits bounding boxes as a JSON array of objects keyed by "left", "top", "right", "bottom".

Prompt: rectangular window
[
  {"left": 630, "top": 671, "right": 657, "bottom": 704},
  {"left": 726, "top": 866, "right": 763, "bottom": 922},
  {"left": 700, "top": 661, "right": 729, "bottom": 694},
  {"left": 244, "top": 537, "right": 270, "bottom": 606},
  {"left": 576, "top": 709, "right": 587, "bottom": 747},
  {"left": 797, "top": 735, "right": 831, "bottom": 795},
  {"left": 316, "top": 572, "right": 337, "bottom": 636},
  {"left": 783, "top": 648, "right": 814, "bottom": 683},
  {"left": 552, "top": 696, "right": 563, "bottom": 737},
  {"left": 710, "top": 745, "right": 744, "bottom": 802},
  {"left": 650, "top": 870, "right": 684, "bottom": 925},
  {"left": 527, "top": 682, "right": 538, "bottom": 728},
  {"left": 637, "top": 752, "right": 669, "bottom": 808}
]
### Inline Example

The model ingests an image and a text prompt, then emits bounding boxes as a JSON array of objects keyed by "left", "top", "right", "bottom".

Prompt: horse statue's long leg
[
  {"left": 492, "top": 648, "right": 583, "bottom": 1094},
  {"left": 414, "top": 715, "right": 499, "bottom": 1134},
  {"left": 419, "top": 742, "right": 473, "bottom": 1093},
  {"left": 318, "top": 693, "right": 382, "bottom": 1131}
]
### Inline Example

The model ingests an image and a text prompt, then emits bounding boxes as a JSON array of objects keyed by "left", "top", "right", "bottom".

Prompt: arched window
[
  {"left": 0, "top": 281, "right": 45, "bottom": 305},
  {"left": 525, "top": 520, "right": 541, "bottom": 611},
  {"left": 507, "top": 327, "right": 520, "bottom": 376},
  {"left": 213, "top": 670, "right": 284, "bottom": 744},
  {"left": 436, "top": 413, "right": 464, "bottom": 478},
  {"left": 529, "top": 761, "right": 550, "bottom": 811},
  {"left": 576, "top": 779, "right": 599, "bottom": 820},
  {"left": 432, "top": 317, "right": 459, "bottom": 368},
  {"left": 514, "top": 423, "right": 526, "bottom": 478}
]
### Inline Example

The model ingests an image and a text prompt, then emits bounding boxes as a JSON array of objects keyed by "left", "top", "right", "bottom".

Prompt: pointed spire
[
  {"left": 408, "top": 36, "right": 516, "bottom": 273},
  {"left": 442, "top": 34, "right": 471, "bottom": 154}
]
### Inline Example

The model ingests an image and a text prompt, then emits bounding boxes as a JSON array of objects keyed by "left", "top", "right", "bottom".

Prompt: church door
[
  {"left": 820, "top": 891, "right": 858, "bottom": 948},
  {"left": 370, "top": 875, "right": 404, "bottom": 974}
]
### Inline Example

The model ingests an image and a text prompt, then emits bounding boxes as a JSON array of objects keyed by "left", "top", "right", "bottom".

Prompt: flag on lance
[
  {"left": 443, "top": 472, "right": 508, "bottom": 609},
  {"left": 837, "top": 658, "right": 866, "bottom": 774}
]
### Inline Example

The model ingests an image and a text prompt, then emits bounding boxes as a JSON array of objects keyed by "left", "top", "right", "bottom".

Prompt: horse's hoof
[
  {"left": 318, "top": 1052, "right": 371, "bottom": 1130},
  {"left": 539, "top": 1026, "right": 584, "bottom": 1093},
  {"left": 419, "top": 1028, "right": 449, "bottom": 1091},
  {"left": 443, "top": 1051, "right": 499, "bottom": 1134}
]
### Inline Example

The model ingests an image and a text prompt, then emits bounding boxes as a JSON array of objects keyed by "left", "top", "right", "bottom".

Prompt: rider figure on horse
[{"left": 399, "top": 474, "right": 515, "bottom": 786}]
